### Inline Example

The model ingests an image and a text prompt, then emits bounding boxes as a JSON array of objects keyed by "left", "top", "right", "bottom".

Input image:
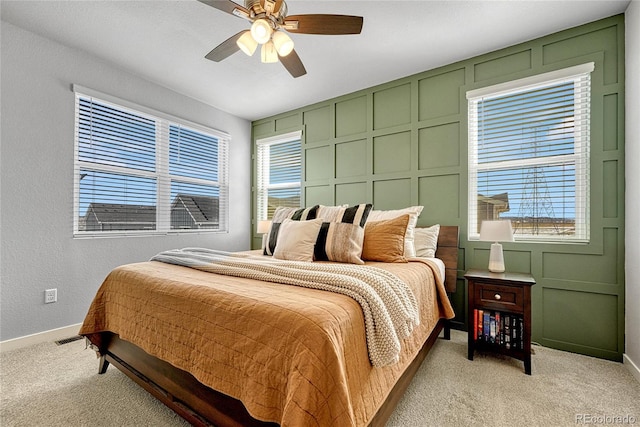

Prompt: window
[
  {"left": 73, "top": 86, "right": 229, "bottom": 236},
  {"left": 467, "top": 63, "right": 593, "bottom": 242},
  {"left": 256, "top": 131, "right": 302, "bottom": 221}
]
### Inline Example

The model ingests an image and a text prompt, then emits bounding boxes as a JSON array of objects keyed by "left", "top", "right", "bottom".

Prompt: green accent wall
[{"left": 251, "top": 15, "right": 625, "bottom": 361}]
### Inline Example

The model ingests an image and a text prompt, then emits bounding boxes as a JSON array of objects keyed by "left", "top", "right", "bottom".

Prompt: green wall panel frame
[
  {"left": 336, "top": 96, "right": 367, "bottom": 137},
  {"left": 305, "top": 145, "right": 332, "bottom": 182},
  {"left": 373, "top": 83, "right": 411, "bottom": 129},
  {"left": 304, "top": 106, "right": 332, "bottom": 143},
  {"left": 473, "top": 49, "right": 532, "bottom": 82},
  {"left": 542, "top": 288, "right": 619, "bottom": 357},
  {"left": 418, "top": 175, "right": 460, "bottom": 223},
  {"left": 336, "top": 182, "right": 367, "bottom": 207},
  {"left": 275, "top": 114, "right": 299, "bottom": 132},
  {"left": 305, "top": 185, "right": 332, "bottom": 206},
  {"left": 373, "top": 132, "right": 411, "bottom": 174},
  {"left": 418, "top": 122, "right": 461, "bottom": 169},
  {"left": 336, "top": 139, "right": 367, "bottom": 178},
  {"left": 373, "top": 179, "right": 412, "bottom": 210},
  {"left": 252, "top": 15, "right": 625, "bottom": 361},
  {"left": 418, "top": 68, "right": 465, "bottom": 120}
]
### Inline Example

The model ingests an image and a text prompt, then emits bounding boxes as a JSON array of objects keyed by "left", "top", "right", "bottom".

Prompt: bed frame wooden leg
[
  {"left": 443, "top": 321, "right": 451, "bottom": 340},
  {"left": 98, "top": 355, "right": 110, "bottom": 374}
]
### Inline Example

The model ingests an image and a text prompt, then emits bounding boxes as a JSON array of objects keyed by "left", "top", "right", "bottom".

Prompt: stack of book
[{"left": 473, "top": 309, "right": 524, "bottom": 350}]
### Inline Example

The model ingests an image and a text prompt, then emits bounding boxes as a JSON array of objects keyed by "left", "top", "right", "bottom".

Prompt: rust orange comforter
[{"left": 80, "top": 254, "right": 454, "bottom": 426}]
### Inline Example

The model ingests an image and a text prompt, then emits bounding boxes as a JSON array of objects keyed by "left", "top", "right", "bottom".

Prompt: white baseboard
[
  {"left": 623, "top": 353, "right": 640, "bottom": 384},
  {"left": 0, "top": 323, "right": 83, "bottom": 353}
]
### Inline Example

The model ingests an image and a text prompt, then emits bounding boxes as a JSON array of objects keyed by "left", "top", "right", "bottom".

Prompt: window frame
[
  {"left": 255, "top": 130, "right": 303, "bottom": 224},
  {"left": 73, "top": 85, "right": 230, "bottom": 237},
  {"left": 466, "top": 63, "right": 594, "bottom": 243}
]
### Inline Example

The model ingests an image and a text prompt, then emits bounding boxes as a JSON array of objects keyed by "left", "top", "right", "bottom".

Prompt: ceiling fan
[{"left": 198, "top": 0, "right": 364, "bottom": 78}]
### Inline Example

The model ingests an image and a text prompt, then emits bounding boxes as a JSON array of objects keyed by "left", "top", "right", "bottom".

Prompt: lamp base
[{"left": 488, "top": 242, "right": 505, "bottom": 273}]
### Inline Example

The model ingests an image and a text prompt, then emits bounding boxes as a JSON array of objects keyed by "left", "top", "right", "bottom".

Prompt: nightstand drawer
[{"left": 475, "top": 282, "right": 524, "bottom": 313}]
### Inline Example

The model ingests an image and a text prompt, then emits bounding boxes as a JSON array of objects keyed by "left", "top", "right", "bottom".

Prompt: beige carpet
[{"left": 1, "top": 330, "right": 638, "bottom": 426}]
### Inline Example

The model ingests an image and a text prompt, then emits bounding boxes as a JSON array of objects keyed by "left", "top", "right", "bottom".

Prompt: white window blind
[
  {"left": 256, "top": 131, "right": 302, "bottom": 221},
  {"left": 467, "top": 63, "right": 593, "bottom": 242},
  {"left": 73, "top": 87, "right": 229, "bottom": 237}
]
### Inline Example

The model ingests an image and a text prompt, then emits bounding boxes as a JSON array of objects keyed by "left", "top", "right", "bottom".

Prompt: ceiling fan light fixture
[
  {"left": 200, "top": 0, "right": 363, "bottom": 78},
  {"left": 261, "top": 41, "right": 278, "bottom": 63},
  {"left": 272, "top": 31, "right": 294, "bottom": 56},
  {"left": 237, "top": 30, "right": 258, "bottom": 56},
  {"left": 251, "top": 19, "right": 272, "bottom": 44}
]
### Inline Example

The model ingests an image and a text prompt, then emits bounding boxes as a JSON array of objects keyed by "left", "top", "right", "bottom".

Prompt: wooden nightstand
[{"left": 465, "top": 269, "right": 536, "bottom": 374}]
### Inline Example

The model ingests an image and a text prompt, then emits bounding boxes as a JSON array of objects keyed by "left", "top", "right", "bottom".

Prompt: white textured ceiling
[{"left": 0, "top": 0, "right": 630, "bottom": 120}]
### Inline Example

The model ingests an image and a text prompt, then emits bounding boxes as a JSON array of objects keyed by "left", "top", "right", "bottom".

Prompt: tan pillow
[
  {"left": 362, "top": 215, "right": 409, "bottom": 263},
  {"left": 273, "top": 218, "right": 323, "bottom": 262},
  {"left": 366, "top": 206, "right": 424, "bottom": 257}
]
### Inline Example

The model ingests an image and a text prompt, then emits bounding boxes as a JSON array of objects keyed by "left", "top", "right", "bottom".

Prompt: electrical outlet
[{"left": 45, "top": 288, "right": 57, "bottom": 304}]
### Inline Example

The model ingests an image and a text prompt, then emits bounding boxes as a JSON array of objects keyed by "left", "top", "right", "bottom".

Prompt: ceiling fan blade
[
  {"left": 205, "top": 31, "right": 244, "bottom": 62},
  {"left": 284, "top": 14, "right": 363, "bottom": 35},
  {"left": 279, "top": 49, "right": 307, "bottom": 78},
  {"left": 197, "top": 0, "right": 251, "bottom": 20}
]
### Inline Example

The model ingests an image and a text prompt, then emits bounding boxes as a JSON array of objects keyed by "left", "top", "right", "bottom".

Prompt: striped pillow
[
  {"left": 263, "top": 205, "right": 319, "bottom": 255},
  {"left": 314, "top": 203, "right": 372, "bottom": 264},
  {"left": 273, "top": 218, "right": 324, "bottom": 262},
  {"left": 317, "top": 204, "right": 371, "bottom": 227}
]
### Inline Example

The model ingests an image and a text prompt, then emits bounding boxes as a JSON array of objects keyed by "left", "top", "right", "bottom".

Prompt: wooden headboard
[{"left": 433, "top": 225, "right": 459, "bottom": 293}]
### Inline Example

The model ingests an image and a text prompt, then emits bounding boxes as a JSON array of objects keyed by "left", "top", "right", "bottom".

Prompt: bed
[{"left": 80, "top": 209, "right": 458, "bottom": 427}]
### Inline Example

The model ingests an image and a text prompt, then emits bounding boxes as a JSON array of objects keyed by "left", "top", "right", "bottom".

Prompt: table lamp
[
  {"left": 479, "top": 220, "right": 514, "bottom": 273},
  {"left": 257, "top": 220, "right": 272, "bottom": 248}
]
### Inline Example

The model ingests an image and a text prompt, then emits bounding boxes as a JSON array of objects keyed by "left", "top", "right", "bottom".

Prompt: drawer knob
[{"left": 494, "top": 293, "right": 501, "bottom": 300}]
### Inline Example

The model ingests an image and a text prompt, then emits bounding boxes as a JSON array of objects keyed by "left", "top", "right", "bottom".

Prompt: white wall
[
  {"left": 625, "top": 0, "right": 640, "bottom": 381},
  {"left": 0, "top": 22, "right": 252, "bottom": 342}
]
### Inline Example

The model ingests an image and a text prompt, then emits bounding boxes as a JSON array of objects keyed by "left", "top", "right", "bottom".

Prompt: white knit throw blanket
[{"left": 151, "top": 248, "right": 420, "bottom": 367}]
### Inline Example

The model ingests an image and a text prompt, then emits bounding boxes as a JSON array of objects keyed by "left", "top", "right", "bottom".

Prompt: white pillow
[
  {"left": 273, "top": 218, "right": 323, "bottom": 262},
  {"left": 414, "top": 224, "right": 440, "bottom": 258},
  {"left": 367, "top": 206, "right": 424, "bottom": 257}
]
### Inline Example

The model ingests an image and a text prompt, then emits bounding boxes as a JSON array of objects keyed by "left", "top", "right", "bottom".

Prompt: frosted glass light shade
[
  {"left": 261, "top": 41, "right": 278, "bottom": 63},
  {"left": 257, "top": 220, "right": 272, "bottom": 234},
  {"left": 251, "top": 19, "right": 272, "bottom": 44},
  {"left": 272, "top": 31, "right": 294, "bottom": 56},
  {"left": 237, "top": 31, "right": 258, "bottom": 56}
]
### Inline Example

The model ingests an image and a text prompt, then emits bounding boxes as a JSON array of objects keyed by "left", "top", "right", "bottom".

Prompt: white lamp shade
[
  {"left": 479, "top": 220, "right": 514, "bottom": 243},
  {"left": 251, "top": 19, "right": 272, "bottom": 44},
  {"left": 237, "top": 31, "right": 258, "bottom": 56},
  {"left": 272, "top": 31, "right": 294, "bottom": 56},
  {"left": 257, "top": 220, "right": 272, "bottom": 234},
  {"left": 261, "top": 41, "right": 278, "bottom": 63}
]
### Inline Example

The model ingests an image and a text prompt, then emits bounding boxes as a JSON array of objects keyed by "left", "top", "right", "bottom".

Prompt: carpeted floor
[{"left": 1, "top": 330, "right": 638, "bottom": 426}]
